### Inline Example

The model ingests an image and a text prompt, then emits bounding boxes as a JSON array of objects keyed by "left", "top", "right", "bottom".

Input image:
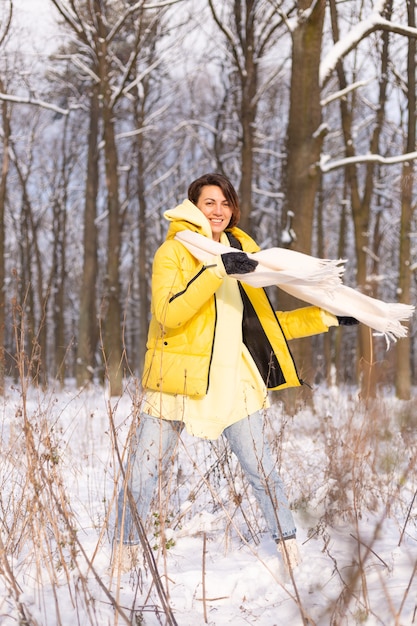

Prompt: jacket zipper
[
  {"left": 205, "top": 295, "right": 217, "bottom": 393},
  {"left": 168, "top": 266, "right": 208, "bottom": 303}
]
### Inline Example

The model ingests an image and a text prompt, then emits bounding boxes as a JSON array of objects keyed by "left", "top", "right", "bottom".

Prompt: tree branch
[
  {"left": 0, "top": 93, "right": 69, "bottom": 116},
  {"left": 320, "top": 151, "right": 417, "bottom": 173},
  {"left": 320, "top": 0, "right": 417, "bottom": 86}
]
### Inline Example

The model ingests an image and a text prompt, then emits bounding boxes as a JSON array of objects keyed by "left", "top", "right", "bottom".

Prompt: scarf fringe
[
  {"left": 376, "top": 303, "right": 416, "bottom": 347},
  {"left": 385, "top": 302, "right": 415, "bottom": 322}
]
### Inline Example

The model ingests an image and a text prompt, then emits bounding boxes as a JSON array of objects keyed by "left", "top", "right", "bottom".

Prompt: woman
[{"left": 115, "top": 173, "right": 354, "bottom": 574}]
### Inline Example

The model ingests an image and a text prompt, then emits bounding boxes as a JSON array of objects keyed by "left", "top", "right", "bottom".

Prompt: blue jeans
[{"left": 116, "top": 411, "right": 296, "bottom": 544}]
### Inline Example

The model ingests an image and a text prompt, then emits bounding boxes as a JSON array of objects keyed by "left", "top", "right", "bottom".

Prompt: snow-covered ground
[{"left": 0, "top": 380, "right": 416, "bottom": 625}]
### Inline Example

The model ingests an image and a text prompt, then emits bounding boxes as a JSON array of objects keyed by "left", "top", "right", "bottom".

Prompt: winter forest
[
  {"left": 0, "top": 0, "right": 415, "bottom": 398},
  {"left": 1, "top": 1, "right": 417, "bottom": 625}
]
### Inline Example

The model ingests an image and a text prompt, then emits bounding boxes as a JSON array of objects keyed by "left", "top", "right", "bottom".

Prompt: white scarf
[{"left": 175, "top": 230, "right": 415, "bottom": 345}]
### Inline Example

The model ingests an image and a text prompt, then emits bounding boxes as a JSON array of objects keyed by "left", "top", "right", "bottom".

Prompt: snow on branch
[
  {"left": 320, "top": 151, "right": 417, "bottom": 173},
  {"left": 0, "top": 92, "right": 69, "bottom": 116},
  {"left": 320, "top": 0, "right": 417, "bottom": 87},
  {"left": 321, "top": 80, "right": 372, "bottom": 107},
  {"left": 143, "top": 0, "right": 183, "bottom": 8}
]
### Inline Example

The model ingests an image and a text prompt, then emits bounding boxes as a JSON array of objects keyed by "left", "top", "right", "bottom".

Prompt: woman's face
[{"left": 196, "top": 185, "right": 233, "bottom": 242}]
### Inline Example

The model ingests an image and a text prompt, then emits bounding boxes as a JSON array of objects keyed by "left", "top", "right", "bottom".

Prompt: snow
[
  {"left": 320, "top": 150, "right": 417, "bottom": 173},
  {"left": 0, "top": 380, "right": 416, "bottom": 625}
]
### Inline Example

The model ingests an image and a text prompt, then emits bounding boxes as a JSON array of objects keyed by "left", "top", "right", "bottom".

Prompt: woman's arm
[
  {"left": 151, "top": 240, "right": 225, "bottom": 328},
  {"left": 277, "top": 306, "right": 338, "bottom": 339}
]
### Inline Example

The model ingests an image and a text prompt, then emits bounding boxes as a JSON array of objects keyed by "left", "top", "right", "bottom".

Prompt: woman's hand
[
  {"left": 220, "top": 252, "right": 258, "bottom": 275},
  {"left": 337, "top": 316, "right": 359, "bottom": 326}
]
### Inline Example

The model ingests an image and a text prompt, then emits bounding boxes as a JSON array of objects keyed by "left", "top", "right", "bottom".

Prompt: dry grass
[{"left": 0, "top": 364, "right": 416, "bottom": 624}]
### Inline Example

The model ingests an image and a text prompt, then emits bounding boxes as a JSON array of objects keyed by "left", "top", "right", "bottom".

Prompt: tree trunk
[
  {"left": 53, "top": 118, "right": 70, "bottom": 385},
  {"left": 76, "top": 84, "right": 99, "bottom": 387},
  {"left": 135, "top": 111, "right": 149, "bottom": 373},
  {"left": 0, "top": 79, "right": 9, "bottom": 394},
  {"left": 238, "top": 0, "right": 257, "bottom": 234},
  {"left": 97, "top": 15, "right": 123, "bottom": 397},
  {"left": 281, "top": 0, "right": 326, "bottom": 389},
  {"left": 285, "top": 0, "right": 326, "bottom": 254},
  {"left": 52, "top": 200, "right": 67, "bottom": 384},
  {"left": 102, "top": 113, "right": 123, "bottom": 396}
]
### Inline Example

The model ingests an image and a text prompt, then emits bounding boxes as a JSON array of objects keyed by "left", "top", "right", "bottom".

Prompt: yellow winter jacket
[{"left": 142, "top": 200, "right": 331, "bottom": 397}]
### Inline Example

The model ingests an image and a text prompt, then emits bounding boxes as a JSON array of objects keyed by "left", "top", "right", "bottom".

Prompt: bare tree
[
  {"left": 207, "top": 0, "right": 291, "bottom": 234},
  {"left": 319, "top": 0, "right": 417, "bottom": 396},
  {"left": 395, "top": 0, "right": 416, "bottom": 399},
  {"left": 0, "top": 85, "right": 9, "bottom": 394},
  {"left": 278, "top": 0, "right": 327, "bottom": 392},
  {"left": 328, "top": 0, "right": 392, "bottom": 396},
  {"left": 278, "top": 0, "right": 417, "bottom": 392},
  {"left": 283, "top": 0, "right": 327, "bottom": 255},
  {"left": 50, "top": 115, "right": 74, "bottom": 384},
  {"left": 93, "top": 1, "right": 124, "bottom": 396},
  {"left": 50, "top": 0, "right": 178, "bottom": 394},
  {"left": 0, "top": 1, "right": 13, "bottom": 394}
]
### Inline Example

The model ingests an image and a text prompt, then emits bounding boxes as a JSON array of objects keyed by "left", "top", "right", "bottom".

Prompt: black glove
[
  {"left": 337, "top": 316, "right": 359, "bottom": 326},
  {"left": 221, "top": 252, "right": 258, "bottom": 275}
]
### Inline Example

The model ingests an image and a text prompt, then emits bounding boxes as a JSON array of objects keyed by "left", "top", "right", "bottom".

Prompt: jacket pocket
[{"left": 142, "top": 349, "right": 208, "bottom": 397}]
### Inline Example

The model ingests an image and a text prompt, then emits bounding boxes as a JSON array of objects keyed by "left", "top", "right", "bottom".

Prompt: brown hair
[{"left": 187, "top": 173, "right": 240, "bottom": 228}]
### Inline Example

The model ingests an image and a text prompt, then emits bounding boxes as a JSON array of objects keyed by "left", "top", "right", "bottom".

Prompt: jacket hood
[
  {"left": 164, "top": 199, "right": 214, "bottom": 239},
  {"left": 163, "top": 199, "right": 260, "bottom": 253}
]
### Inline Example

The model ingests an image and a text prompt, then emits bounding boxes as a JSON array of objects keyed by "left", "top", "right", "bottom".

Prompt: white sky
[{"left": 9, "top": 0, "right": 59, "bottom": 56}]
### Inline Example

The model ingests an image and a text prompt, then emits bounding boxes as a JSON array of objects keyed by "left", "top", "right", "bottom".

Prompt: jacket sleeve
[
  {"left": 277, "top": 306, "right": 335, "bottom": 339},
  {"left": 151, "top": 240, "right": 226, "bottom": 328}
]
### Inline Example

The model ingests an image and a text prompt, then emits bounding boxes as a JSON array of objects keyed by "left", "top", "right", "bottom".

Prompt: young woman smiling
[{"left": 115, "top": 173, "right": 356, "bottom": 575}]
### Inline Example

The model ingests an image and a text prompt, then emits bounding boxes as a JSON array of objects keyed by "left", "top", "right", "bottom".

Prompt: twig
[
  {"left": 398, "top": 489, "right": 417, "bottom": 547},
  {"left": 397, "top": 557, "right": 417, "bottom": 619},
  {"left": 202, "top": 532, "right": 208, "bottom": 623},
  {"left": 349, "top": 533, "right": 389, "bottom": 570},
  {"left": 109, "top": 404, "right": 179, "bottom": 626}
]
